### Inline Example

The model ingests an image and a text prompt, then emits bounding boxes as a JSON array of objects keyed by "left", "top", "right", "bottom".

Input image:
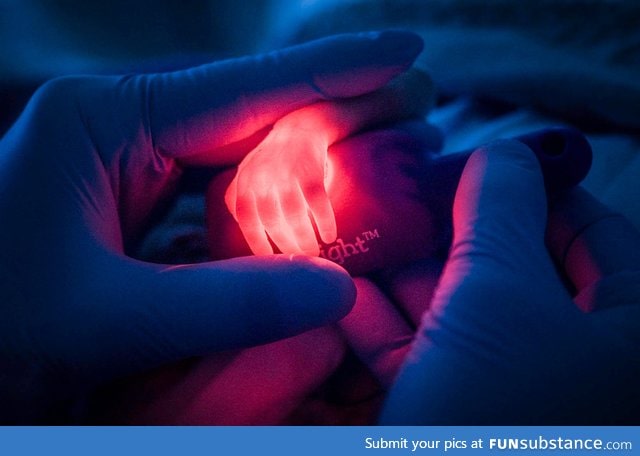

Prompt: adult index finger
[{"left": 143, "top": 31, "right": 424, "bottom": 165}]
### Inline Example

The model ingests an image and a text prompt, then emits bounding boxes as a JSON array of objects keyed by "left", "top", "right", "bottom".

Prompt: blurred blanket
[{"left": 275, "top": 0, "right": 640, "bottom": 131}]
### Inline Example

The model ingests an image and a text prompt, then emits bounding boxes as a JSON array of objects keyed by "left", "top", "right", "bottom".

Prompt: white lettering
[{"left": 364, "top": 437, "right": 408, "bottom": 449}]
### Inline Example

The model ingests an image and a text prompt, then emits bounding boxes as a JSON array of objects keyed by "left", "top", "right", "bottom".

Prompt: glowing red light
[
  {"left": 325, "top": 156, "right": 336, "bottom": 191},
  {"left": 225, "top": 104, "right": 344, "bottom": 256},
  {"left": 223, "top": 71, "right": 432, "bottom": 259}
]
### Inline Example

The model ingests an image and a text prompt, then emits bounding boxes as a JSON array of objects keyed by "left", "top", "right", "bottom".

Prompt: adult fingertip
[
  {"left": 289, "top": 255, "right": 357, "bottom": 317},
  {"left": 370, "top": 30, "right": 424, "bottom": 65},
  {"left": 485, "top": 138, "right": 544, "bottom": 202},
  {"left": 333, "top": 30, "right": 423, "bottom": 66},
  {"left": 141, "top": 255, "right": 357, "bottom": 356},
  {"left": 458, "top": 139, "right": 545, "bottom": 219},
  {"left": 479, "top": 138, "right": 542, "bottom": 172},
  {"left": 451, "top": 139, "right": 549, "bottom": 269},
  {"left": 397, "top": 68, "right": 435, "bottom": 116},
  {"left": 311, "top": 31, "right": 424, "bottom": 99}
]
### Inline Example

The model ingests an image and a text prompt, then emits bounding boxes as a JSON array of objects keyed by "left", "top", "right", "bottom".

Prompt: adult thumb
[
  {"left": 77, "top": 254, "right": 355, "bottom": 381},
  {"left": 381, "top": 141, "right": 568, "bottom": 424},
  {"left": 443, "top": 139, "right": 552, "bottom": 289}
]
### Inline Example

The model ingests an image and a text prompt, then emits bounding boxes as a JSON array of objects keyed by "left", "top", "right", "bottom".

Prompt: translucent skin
[
  {"left": 224, "top": 69, "right": 433, "bottom": 257},
  {"left": 225, "top": 117, "right": 335, "bottom": 256},
  {"left": 209, "top": 127, "right": 440, "bottom": 276}
]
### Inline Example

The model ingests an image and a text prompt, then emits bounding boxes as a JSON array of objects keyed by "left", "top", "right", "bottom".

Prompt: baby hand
[
  {"left": 225, "top": 115, "right": 335, "bottom": 255},
  {"left": 225, "top": 69, "right": 434, "bottom": 256}
]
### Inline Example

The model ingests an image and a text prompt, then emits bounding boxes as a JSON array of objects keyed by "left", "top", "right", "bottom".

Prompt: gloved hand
[
  {"left": 0, "top": 30, "right": 424, "bottom": 423},
  {"left": 340, "top": 140, "right": 640, "bottom": 424}
]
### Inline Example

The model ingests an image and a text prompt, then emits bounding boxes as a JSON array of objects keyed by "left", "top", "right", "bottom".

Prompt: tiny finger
[
  {"left": 302, "top": 182, "right": 337, "bottom": 244},
  {"left": 281, "top": 187, "right": 320, "bottom": 256},
  {"left": 236, "top": 192, "right": 273, "bottom": 255},
  {"left": 258, "top": 194, "right": 304, "bottom": 255}
]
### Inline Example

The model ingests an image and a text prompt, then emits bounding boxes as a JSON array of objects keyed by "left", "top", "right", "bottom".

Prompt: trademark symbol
[{"left": 362, "top": 229, "right": 380, "bottom": 241}]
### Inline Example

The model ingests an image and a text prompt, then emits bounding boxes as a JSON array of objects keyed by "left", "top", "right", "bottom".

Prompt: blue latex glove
[
  {"left": 340, "top": 140, "right": 640, "bottom": 424},
  {"left": 0, "top": 30, "right": 424, "bottom": 422}
]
